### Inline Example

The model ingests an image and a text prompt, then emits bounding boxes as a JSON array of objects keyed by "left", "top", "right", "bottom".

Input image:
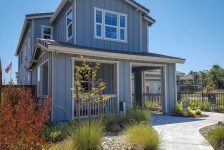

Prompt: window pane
[
  {"left": 120, "top": 29, "right": 125, "bottom": 40},
  {"left": 105, "top": 26, "right": 117, "bottom": 39},
  {"left": 96, "top": 24, "right": 102, "bottom": 37},
  {"left": 44, "top": 35, "right": 51, "bottom": 39},
  {"left": 68, "top": 24, "right": 73, "bottom": 38},
  {"left": 67, "top": 10, "right": 73, "bottom": 25},
  {"left": 105, "top": 12, "right": 117, "bottom": 26},
  {"left": 96, "top": 10, "right": 102, "bottom": 23},
  {"left": 120, "top": 16, "right": 126, "bottom": 28},
  {"left": 43, "top": 27, "right": 51, "bottom": 35}
]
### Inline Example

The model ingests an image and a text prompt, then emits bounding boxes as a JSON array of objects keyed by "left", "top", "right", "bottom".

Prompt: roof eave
[
  {"left": 49, "top": 0, "right": 151, "bottom": 24},
  {"left": 49, "top": 0, "right": 68, "bottom": 24},
  {"left": 124, "top": 0, "right": 149, "bottom": 14},
  {"left": 143, "top": 16, "right": 156, "bottom": 26},
  {"left": 15, "top": 15, "right": 53, "bottom": 56},
  {"left": 42, "top": 43, "right": 185, "bottom": 64},
  {"left": 15, "top": 18, "right": 29, "bottom": 56}
]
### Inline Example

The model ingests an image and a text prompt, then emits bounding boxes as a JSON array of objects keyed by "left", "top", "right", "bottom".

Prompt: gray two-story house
[{"left": 16, "top": 0, "right": 185, "bottom": 122}]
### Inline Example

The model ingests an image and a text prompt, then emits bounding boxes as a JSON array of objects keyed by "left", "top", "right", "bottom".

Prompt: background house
[{"left": 176, "top": 71, "right": 203, "bottom": 92}]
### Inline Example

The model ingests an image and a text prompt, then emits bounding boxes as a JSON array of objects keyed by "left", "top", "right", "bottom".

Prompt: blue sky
[{"left": 0, "top": 0, "right": 224, "bottom": 83}]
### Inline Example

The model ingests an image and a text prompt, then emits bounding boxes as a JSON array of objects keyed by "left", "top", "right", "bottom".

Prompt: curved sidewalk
[{"left": 151, "top": 112, "right": 224, "bottom": 150}]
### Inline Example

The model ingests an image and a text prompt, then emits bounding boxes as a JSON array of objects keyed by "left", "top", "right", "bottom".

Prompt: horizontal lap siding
[{"left": 76, "top": 0, "right": 141, "bottom": 52}]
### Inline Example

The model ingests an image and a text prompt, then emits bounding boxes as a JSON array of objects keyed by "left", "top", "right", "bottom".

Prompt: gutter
[{"left": 46, "top": 44, "right": 185, "bottom": 64}]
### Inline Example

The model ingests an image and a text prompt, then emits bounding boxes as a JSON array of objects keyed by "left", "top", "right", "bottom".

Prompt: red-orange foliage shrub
[{"left": 0, "top": 85, "right": 51, "bottom": 150}]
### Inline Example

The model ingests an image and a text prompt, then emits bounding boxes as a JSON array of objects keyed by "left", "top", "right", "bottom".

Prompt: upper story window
[
  {"left": 66, "top": 7, "right": 73, "bottom": 41},
  {"left": 41, "top": 25, "right": 53, "bottom": 39},
  {"left": 94, "top": 8, "right": 127, "bottom": 42}
]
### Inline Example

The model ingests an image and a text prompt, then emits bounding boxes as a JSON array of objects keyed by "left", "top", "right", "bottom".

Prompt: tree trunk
[
  {"left": 75, "top": 84, "right": 80, "bottom": 127},
  {"left": 99, "top": 102, "right": 104, "bottom": 121}
]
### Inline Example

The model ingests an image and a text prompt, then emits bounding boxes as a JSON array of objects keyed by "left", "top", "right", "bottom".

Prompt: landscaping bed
[
  {"left": 48, "top": 108, "right": 160, "bottom": 150},
  {"left": 199, "top": 122, "right": 224, "bottom": 150}
]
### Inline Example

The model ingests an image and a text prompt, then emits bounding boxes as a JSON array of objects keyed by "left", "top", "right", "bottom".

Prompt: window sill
[{"left": 94, "top": 36, "right": 128, "bottom": 43}]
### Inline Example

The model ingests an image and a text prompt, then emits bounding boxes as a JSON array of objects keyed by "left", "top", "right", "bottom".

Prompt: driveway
[{"left": 151, "top": 112, "right": 224, "bottom": 150}]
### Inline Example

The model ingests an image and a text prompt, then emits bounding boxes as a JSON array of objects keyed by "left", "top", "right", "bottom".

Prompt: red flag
[{"left": 5, "top": 62, "right": 12, "bottom": 73}]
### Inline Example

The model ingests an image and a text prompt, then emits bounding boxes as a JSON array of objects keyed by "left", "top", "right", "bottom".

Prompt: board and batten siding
[
  {"left": 53, "top": 1, "right": 73, "bottom": 43},
  {"left": 76, "top": 0, "right": 147, "bottom": 52},
  {"left": 18, "top": 28, "right": 32, "bottom": 85},
  {"left": 165, "top": 63, "right": 177, "bottom": 114},
  {"left": 118, "top": 60, "right": 131, "bottom": 111},
  {"left": 32, "top": 17, "right": 51, "bottom": 45},
  {"left": 52, "top": 53, "right": 73, "bottom": 122}
]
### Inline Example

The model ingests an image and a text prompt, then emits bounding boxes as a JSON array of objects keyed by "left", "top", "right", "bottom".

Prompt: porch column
[
  {"left": 161, "top": 66, "right": 167, "bottom": 114},
  {"left": 134, "top": 69, "right": 143, "bottom": 106}
]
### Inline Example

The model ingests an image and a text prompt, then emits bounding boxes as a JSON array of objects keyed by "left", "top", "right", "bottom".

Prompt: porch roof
[{"left": 27, "top": 39, "right": 185, "bottom": 69}]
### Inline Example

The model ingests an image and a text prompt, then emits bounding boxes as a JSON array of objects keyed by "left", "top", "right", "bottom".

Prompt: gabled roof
[
  {"left": 15, "top": 12, "right": 54, "bottom": 56},
  {"left": 49, "top": 0, "right": 155, "bottom": 24}
]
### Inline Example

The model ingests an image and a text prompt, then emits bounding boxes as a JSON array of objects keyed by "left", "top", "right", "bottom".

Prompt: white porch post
[{"left": 161, "top": 65, "right": 168, "bottom": 114}]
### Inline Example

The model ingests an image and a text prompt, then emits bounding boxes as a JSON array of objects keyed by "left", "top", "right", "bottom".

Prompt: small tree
[
  {"left": 72, "top": 56, "right": 110, "bottom": 126},
  {"left": 203, "top": 76, "right": 215, "bottom": 93}
]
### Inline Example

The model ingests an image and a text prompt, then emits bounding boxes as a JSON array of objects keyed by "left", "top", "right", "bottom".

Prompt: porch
[{"left": 72, "top": 59, "right": 120, "bottom": 119}]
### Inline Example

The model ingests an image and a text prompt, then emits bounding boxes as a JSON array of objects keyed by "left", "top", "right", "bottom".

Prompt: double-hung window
[
  {"left": 95, "top": 8, "right": 127, "bottom": 42},
  {"left": 41, "top": 26, "right": 53, "bottom": 39},
  {"left": 66, "top": 7, "right": 73, "bottom": 41},
  {"left": 105, "top": 12, "right": 118, "bottom": 39}
]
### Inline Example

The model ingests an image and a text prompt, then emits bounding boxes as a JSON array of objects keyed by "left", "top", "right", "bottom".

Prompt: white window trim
[
  {"left": 94, "top": 7, "right": 128, "bottom": 43},
  {"left": 119, "top": 15, "right": 128, "bottom": 42},
  {"left": 41, "top": 25, "right": 53, "bottom": 40},
  {"left": 66, "top": 6, "right": 73, "bottom": 41}
]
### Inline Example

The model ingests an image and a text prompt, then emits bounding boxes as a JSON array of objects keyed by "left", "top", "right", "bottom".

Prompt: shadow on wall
[{"left": 151, "top": 114, "right": 205, "bottom": 126}]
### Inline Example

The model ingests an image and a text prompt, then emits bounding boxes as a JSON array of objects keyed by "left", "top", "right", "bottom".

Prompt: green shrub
[
  {"left": 44, "top": 121, "right": 76, "bottom": 143},
  {"left": 145, "top": 101, "right": 162, "bottom": 110},
  {"left": 72, "top": 121, "right": 103, "bottom": 150},
  {"left": 126, "top": 107, "right": 150, "bottom": 124},
  {"left": 189, "top": 100, "right": 198, "bottom": 108},
  {"left": 199, "top": 102, "right": 211, "bottom": 111},
  {"left": 102, "top": 114, "right": 126, "bottom": 132},
  {"left": 176, "top": 103, "right": 183, "bottom": 116},
  {"left": 195, "top": 108, "right": 202, "bottom": 115},
  {"left": 207, "top": 126, "right": 224, "bottom": 148},
  {"left": 182, "top": 107, "right": 195, "bottom": 117},
  {"left": 124, "top": 124, "right": 160, "bottom": 150}
]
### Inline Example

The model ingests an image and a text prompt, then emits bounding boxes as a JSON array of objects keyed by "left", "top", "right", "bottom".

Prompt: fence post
[
  {"left": 0, "top": 58, "right": 2, "bottom": 104},
  {"left": 202, "top": 92, "right": 203, "bottom": 103}
]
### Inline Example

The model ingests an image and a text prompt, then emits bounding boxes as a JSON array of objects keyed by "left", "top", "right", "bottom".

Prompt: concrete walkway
[{"left": 151, "top": 112, "right": 224, "bottom": 150}]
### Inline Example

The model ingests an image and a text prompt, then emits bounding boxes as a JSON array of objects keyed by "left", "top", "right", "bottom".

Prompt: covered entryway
[
  {"left": 131, "top": 63, "right": 165, "bottom": 113},
  {"left": 130, "top": 62, "right": 177, "bottom": 114}
]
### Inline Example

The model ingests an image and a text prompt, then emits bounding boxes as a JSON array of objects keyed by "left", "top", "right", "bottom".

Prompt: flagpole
[{"left": 10, "top": 61, "right": 12, "bottom": 82}]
